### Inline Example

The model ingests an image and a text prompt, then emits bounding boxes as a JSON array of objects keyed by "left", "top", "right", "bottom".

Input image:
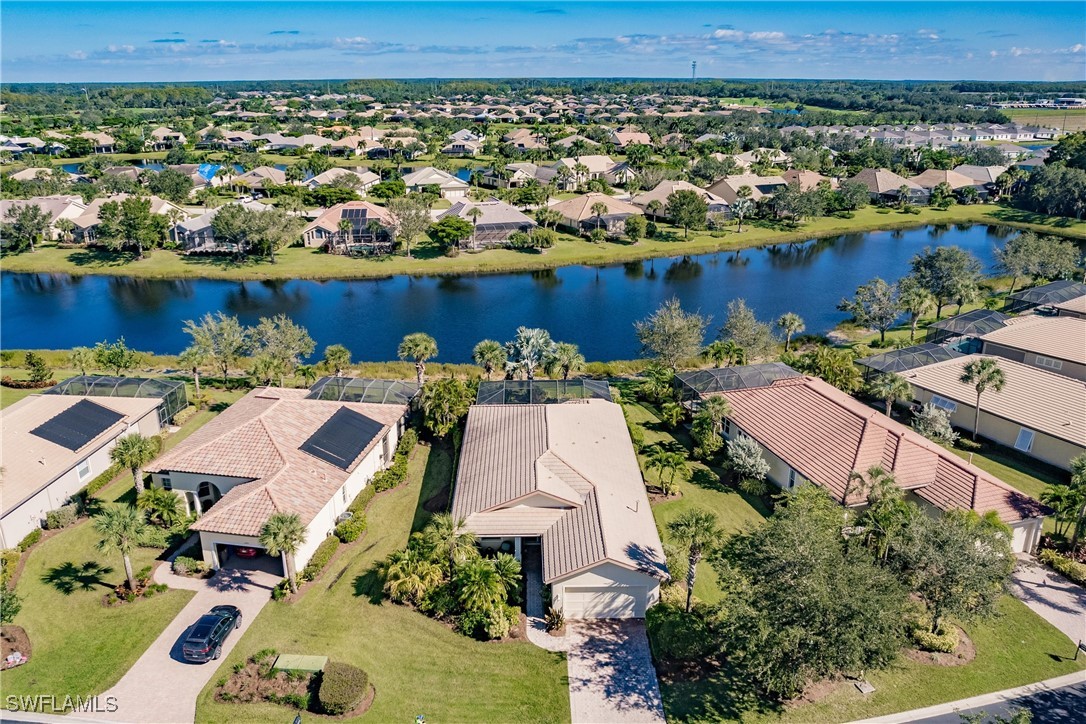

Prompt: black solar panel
[
  {"left": 298, "top": 408, "right": 384, "bottom": 470},
  {"left": 31, "top": 399, "right": 125, "bottom": 451}
]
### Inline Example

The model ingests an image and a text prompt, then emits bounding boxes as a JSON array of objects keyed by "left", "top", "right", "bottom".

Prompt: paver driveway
[
  {"left": 1009, "top": 557, "right": 1086, "bottom": 645},
  {"left": 87, "top": 567, "right": 277, "bottom": 724},
  {"left": 567, "top": 619, "right": 666, "bottom": 724}
]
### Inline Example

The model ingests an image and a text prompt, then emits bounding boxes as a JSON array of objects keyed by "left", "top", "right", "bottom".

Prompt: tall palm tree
[
  {"left": 381, "top": 546, "right": 443, "bottom": 604},
  {"left": 94, "top": 505, "right": 151, "bottom": 592},
  {"left": 898, "top": 277, "right": 934, "bottom": 342},
  {"left": 424, "top": 513, "right": 477, "bottom": 577},
  {"left": 702, "top": 340, "right": 731, "bottom": 368},
  {"left": 178, "top": 345, "right": 208, "bottom": 399},
  {"left": 646, "top": 448, "right": 689, "bottom": 497},
  {"left": 707, "top": 340, "right": 745, "bottom": 367},
  {"left": 472, "top": 339, "right": 507, "bottom": 380},
  {"left": 776, "top": 312, "right": 805, "bottom": 353},
  {"left": 960, "top": 358, "right": 1006, "bottom": 441},
  {"left": 260, "top": 513, "right": 308, "bottom": 593},
  {"left": 590, "top": 201, "right": 608, "bottom": 231},
  {"left": 667, "top": 508, "right": 722, "bottom": 613},
  {"left": 547, "top": 342, "right": 586, "bottom": 380},
  {"left": 137, "top": 487, "right": 184, "bottom": 527},
  {"left": 466, "top": 206, "right": 483, "bottom": 250},
  {"left": 645, "top": 199, "right": 663, "bottom": 219},
  {"left": 504, "top": 327, "right": 556, "bottom": 381},
  {"left": 732, "top": 196, "right": 753, "bottom": 234},
  {"left": 455, "top": 557, "right": 505, "bottom": 613},
  {"left": 868, "top": 372, "right": 913, "bottom": 416},
  {"left": 698, "top": 395, "right": 732, "bottom": 436},
  {"left": 109, "top": 433, "right": 159, "bottom": 495},
  {"left": 337, "top": 218, "right": 353, "bottom": 254},
  {"left": 397, "top": 332, "right": 438, "bottom": 387}
]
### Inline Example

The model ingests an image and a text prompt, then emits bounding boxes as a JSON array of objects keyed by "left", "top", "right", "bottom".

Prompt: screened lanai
[
  {"left": 44, "top": 376, "right": 188, "bottom": 424},
  {"left": 856, "top": 343, "right": 963, "bottom": 380},
  {"left": 306, "top": 377, "right": 419, "bottom": 405},
  {"left": 475, "top": 379, "right": 612, "bottom": 405},
  {"left": 673, "top": 363, "right": 802, "bottom": 402},
  {"left": 926, "top": 309, "right": 1009, "bottom": 344}
]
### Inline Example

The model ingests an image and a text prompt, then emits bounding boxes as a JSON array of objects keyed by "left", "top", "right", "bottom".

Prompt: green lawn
[
  {"left": 4, "top": 205, "right": 1083, "bottom": 282},
  {"left": 947, "top": 444, "right": 1065, "bottom": 500},
  {"left": 194, "top": 439, "right": 570, "bottom": 723}
]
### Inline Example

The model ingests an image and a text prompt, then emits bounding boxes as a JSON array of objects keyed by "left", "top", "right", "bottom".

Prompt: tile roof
[
  {"left": 981, "top": 315, "right": 1086, "bottom": 364},
  {"left": 550, "top": 193, "right": 642, "bottom": 222},
  {"left": 148, "top": 387, "right": 406, "bottom": 536}
]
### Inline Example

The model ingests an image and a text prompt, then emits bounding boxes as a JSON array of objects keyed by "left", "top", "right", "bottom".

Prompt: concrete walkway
[
  {"left": 523, "top": 545, "right": 569, "bottom": 653},
  {"left": 85, "top": 568, "right": 278, "bottom": 724},
  {"left": 567, "top": 620, "right": 666, "bottom": 724},
  {"left": 1010, "top": 556, "right": 1086, "bottom": 645}
]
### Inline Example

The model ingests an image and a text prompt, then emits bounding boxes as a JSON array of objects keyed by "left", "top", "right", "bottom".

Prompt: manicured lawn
[
  {"left": 947, "top": 444, "right": 1065, "bottom": 500},
  {"left": 4, "top": 205, "right": 1082, "bottom": 282},
  {"left": 1004, "top": 108, "right": 1086, "bottom": 132},
  {"left": 194, "top": 439, "right": 570, "bottom": 723}
]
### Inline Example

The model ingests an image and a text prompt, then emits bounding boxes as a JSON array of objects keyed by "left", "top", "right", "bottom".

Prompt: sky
[{"left": 2, "top": 1, "right": 1084, "bottom": 83}]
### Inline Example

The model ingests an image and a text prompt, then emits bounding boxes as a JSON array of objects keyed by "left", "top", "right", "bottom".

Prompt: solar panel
[
  {"left": 30, "top": 399, "right": 125, "bottom": 451},
  {"left": 298, "top": 408, "right": 384, "bottom": 470}
]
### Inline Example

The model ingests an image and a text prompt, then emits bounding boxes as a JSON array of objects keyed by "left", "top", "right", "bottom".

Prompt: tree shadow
[
  {"left": 690, "top": 467, "right": 726, "bottom": 492},
  {"left": 411, "top": 440, "right": 453, "bottom": 535},
  {"left": 659, "top": 657, "right": 784, "bottom": 722},
  {"left": 42, "top": 560, "right": 115, "bottom": 595},
  {"left": 352, "top": 565, "right": 385, "bottom": 605}
]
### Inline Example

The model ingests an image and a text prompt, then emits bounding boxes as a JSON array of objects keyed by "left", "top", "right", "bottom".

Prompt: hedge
[
  {"left": 335, "top": 517, "right": 367, "bottom": 543},
  {"left": 317, "top": 661, "right": 369, "bottom": 715},
  {"left": 300, "top": 535, "right": 340, "bottom": 582},
  {"left": 45, "top": 504, "right": 78, "bottom": 530},
  {"left": 172, "top": 406, "right": 199, "bottom": 426},
  {"left": 82, "top": 464, "right": 121, "bottom": 497},
  {"left": 0, "top": 376, "right": 55, "bottom": 389},
  {"left": 1, "top": 549, "right": 21, "bottom": 586},
  {"left": 1039, "top": 548, "right": 1086, "bottom": 586},
  {"left": 347, "top": 486, "right": 375, "bottom": 517},
  {"left": 16, "top": 528, "right": 41, "bottom": 552}
]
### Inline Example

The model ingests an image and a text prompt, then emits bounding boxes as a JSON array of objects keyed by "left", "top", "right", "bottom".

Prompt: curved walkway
[{"left": 1010, "top": 556, "right": 1086, "bottom": 645}]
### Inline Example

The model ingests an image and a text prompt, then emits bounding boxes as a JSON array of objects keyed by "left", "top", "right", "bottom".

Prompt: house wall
[
  {"left": 722, "top": 419, "right": 811, "bottom": 494},
  {"left": 980, "top": 341, "right": 1086, "bottom": 382},
  {"left": 908, "top": 492, "right": 1042, "bottom": 554},
  {"left": 909, "top": 387, "right": 1083, "bottom": 471},
  {"left": 551, "top": 562, "right": 661, "bottom": 619}
]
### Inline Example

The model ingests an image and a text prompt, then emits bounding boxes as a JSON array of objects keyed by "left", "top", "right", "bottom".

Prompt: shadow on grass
[
  {"left": 411, "top": 440, "right": 453, "bottom": 535},
  {"left": 352, "top": 565, "right": 385, "bottom": 605},
  {"left": 989, "top": 206, "right": 1078, "bottom": 229},
  {"left": 659, "top": 658, "right": 784, "bottom": 722},
  {"left": 42, "top": 560, "right": 115, "bottom": 595}
]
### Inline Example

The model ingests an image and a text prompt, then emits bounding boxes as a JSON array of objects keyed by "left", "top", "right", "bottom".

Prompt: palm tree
[
  {"left": 492, "top": 552, "right": 522, "bottom": 601},
  {"left": 55, "top": 218, "right": 76, "bottom": 243},
  {"left": 667, "top": 508, "right": 722, "bottom": 613},
  {"left": 898, "top": 278, "right": 934, "bottom": 341},
  {"left": 466, "top": 206, "right": 483, "bottom": 250},
  {"left": 646, "top": 448, "right": 689, "bottom": 497},
  {"left": 397, "top": 332, "right": 438, "bottom": 388},
  {"left": 424, "top": 513, "right": 477, "bottom": 577},
  {"left": 847, "top": 466, "right": 909, "bottom": 560},
  {"left": 960, "top": 359, "right": 1006, "bottom": 442},
  {"left": 732, "top": 196, "right": 753, "bottom": 234},
  {"left": 547, "top": 342, "right": 585, "bottom": 380},
  {"left": 260, "top": 513, "right": 308, "bottom": 593},
  {"left": 504, "top": 327, "right": 556, "bottom": 381},
  {"left": 337, "top": 218, "right": 353, "bottom": 254},
  {"left": 591, "top": 201, "right": 608, "bottom": 231},
  {"left": 136, "top": 487, "right": 184, "bottom": 527},
  {"left": 472, "top": 339, "right": 507, "bottom": 380},
  {"left": 109, "top": 433, "right": 159, "bottom": 495},
  {"left": 645, "top": 199, "right": 663, "bottom": 219},
  {"left": 867, "top": 372, "right": 913, "bottom": 416},
  {"left": 296, "top": 363, "right": 317, "bottom": 386},
  {"left": 94, "top": 505, "right": 151, "bottom": 592},
  {"left": 455, "top": 557, "right": 505, "bottom": 613},
  {"left": 323, "top": 344, "right": 351, "bottom": 376},
  {"left": 382, "top": 546, "right": 443, "bottom": 604},
  {"left": 178, "top": 345, "right": 208, "bottom": 399},
  {"left": 705, "top": 340, "right": 745, "bottom": 367},
  {"left": 698, "top": 395, "right": 732, "bottom": 436},
  {"left": 776, "top": 312, "right": 805, "bottom": 353}
]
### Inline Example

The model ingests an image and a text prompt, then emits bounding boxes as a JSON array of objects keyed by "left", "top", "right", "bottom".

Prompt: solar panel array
[
  {"left": 298, "top": 408, "right": 385, "bottom": 470},
  {"left": 44, "top": 375, "right": 188, "bottom": 424},
  {"left": 30, "top": 399, "right": 125, "bottom": 452}
]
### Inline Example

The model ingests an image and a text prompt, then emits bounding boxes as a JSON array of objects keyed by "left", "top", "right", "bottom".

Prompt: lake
[{"left": 0, "top": 224, "right": 1021, "bottom": 363}]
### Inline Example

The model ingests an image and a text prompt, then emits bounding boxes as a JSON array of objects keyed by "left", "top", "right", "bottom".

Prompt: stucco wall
[
  {"left": 982, "top": 341, "right": 1086, "bottom": 382},
  {"left": 551, "top": 561, "right": 661, "bottom": 619}
]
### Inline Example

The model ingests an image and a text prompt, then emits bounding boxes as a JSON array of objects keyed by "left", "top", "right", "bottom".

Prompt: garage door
[{"left": 564, "top": 586, "right": 646, "bottom": 619}]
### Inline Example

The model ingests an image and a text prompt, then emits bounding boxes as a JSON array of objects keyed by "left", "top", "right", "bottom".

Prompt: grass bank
[{"left": 3, "top": 205, "right": 1083, "bottom": 282}]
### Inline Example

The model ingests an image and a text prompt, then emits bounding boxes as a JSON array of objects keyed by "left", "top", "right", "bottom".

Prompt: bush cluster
[
  {"left": 370, "top": 428, "right": 418, "bottom": 493},
  {"left": 172, "top": 406, "right": 199, "bottom": 426},
  {"left": 300, "top": 535, "right": 340, "bottom": 582},
  {"left": 1, "top": 549, "right": 21, "bottom": 586},
  {"left": 16, "top": 529, "right": 42, "bottom": 552},
  {"left": 910, "top": 620, "right": 960, "bottom": 653},
  {"left": 0, "top": 376, "right": 55, "bottom": 389},
  {"left": 172, "top": 555, "right": 210, "bottom": 577},
  {"left": 1039, "top": 548, "right": 1086, "bottom": 586},
  {"left": 271, "top": 578, "right": 291, "bottom": 601},
  {"left": 317, "top": 661, "right": 370, "bottom": 715},
  {"left": 335, "top": 516, "right": 367, "bottom": 543},
  {"left": 82, "top": 464, "right": 121, "bottom": 497},
  {"left": 646, "top": 598, "right": 718, "bottom": 662},
  {"left": 45, "top": 504, "right": 78, "bottom": 530}
]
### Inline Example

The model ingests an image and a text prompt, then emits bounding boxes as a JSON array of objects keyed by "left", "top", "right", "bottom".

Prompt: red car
[{"left": 235, "top": 547, "right": 259, "bottom": 559}]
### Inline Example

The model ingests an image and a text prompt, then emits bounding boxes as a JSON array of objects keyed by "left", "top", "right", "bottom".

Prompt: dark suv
[{"left": 181, "top": 605, "right": 242, "bottom": 663}]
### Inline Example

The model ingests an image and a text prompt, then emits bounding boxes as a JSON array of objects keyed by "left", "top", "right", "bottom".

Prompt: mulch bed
[
  {"left": 903, "top": 625, "right": 976, "bottom": 667},
  {"left": 1, "top": 626, "right": 32, "bottom": 668},
  {"left": 216, "top": 660, "right": 312, "bottom": 705}
]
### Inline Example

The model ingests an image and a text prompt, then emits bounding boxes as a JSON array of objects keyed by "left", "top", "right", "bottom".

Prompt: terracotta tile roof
[
  {"left": 149, "top": 387, "right": 406, "bottom": 536},
  {"left": 717, "top": 374, "right": 1045, "bottom": 523},
  {"left": 981, "top": 315, "right": 1086, "bottom": 364}
]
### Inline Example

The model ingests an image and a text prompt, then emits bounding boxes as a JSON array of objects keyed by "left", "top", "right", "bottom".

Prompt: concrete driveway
[
  {"left": 1010, "top": 557, "right": 1086, "bottom": 645},
  {"left": 86, "top": 567, "right": 277, "bottom": 724},
  {"left": 567, "top": 619, "right": 666, "bottom": 724}
]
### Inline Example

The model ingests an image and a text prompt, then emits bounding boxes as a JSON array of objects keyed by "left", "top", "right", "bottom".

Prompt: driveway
[
  {"left": 1009, "top": 557, "right": 1086, "bottom": 645},
  {"left": 567, "top": 619, "right": 666, "bottom": 724},
  {"left": 86, "top": 568, "right": 277, "bottom": 724}
]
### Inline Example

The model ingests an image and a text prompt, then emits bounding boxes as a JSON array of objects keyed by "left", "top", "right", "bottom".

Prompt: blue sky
[{"left": 3, "top": 1, "right": 1084, "bottom": 83}]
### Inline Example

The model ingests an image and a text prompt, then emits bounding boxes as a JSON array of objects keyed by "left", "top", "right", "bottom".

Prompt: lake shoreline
[{"left": 2, "top": 204, "right": 1083, "bottom": 283}]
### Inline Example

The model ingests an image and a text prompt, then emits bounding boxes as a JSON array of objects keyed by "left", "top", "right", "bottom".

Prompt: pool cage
[
  {"left": 673, "top": 363, "right": 802, "bottom": 403},
  {"left": 44, "top": 376, "right": 188, "bottom": 425},
  {"left": 926, "top": 309, "right": 1009, "bottom": 345},
  {"left": 856, "top": 343, "right": 963, "bottom": 381},
  {"left": 475, "top": 379, "right": 613, "bottom": 405},
  {"left": 306, "top": 377, "right": 419, "bottom": 406},
  {"left": 1005, "top": 280, "right": 1086, "bottom": 313}
]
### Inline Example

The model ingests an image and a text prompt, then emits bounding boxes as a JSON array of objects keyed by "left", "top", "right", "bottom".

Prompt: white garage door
[{"left": 564, "top": 586, "right": 646, "bottom": 619}]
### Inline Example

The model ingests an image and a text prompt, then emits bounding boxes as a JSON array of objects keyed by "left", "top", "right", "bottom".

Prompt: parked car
[
  {"left": 181, "top": 605, "right": 242, "bottom": 663},
  {"left": 235, "top": 547, "right": 259, "bottom": 559}
]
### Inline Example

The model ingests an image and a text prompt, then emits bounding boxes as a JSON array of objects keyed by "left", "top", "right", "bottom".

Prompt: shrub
[
  {"left": 646, "top": 603, "right": 717, "bottom": 662},
  {"left": 544, "top": 605, "right": 565, "bottom": 632},
  {"left": 45, "top": 504, "right": 78, "bottom": 530},
  {"left": 317, "top": 661, "right": 370, "bottom": 715},
  {"left": 139, "top": 526, "right": 173, "bottom": 549},
  {"left": 583, "top": 361, "right": 614, "bottom": 379},
  {"left": 456, "top": 608, "right": 491, "bottom": 638},
  {"left": 347, "top": 485, "right": 376, "bottom": 516},
  {"left": 300, "top": 535, "right": 340, "bottom": 582},
  {"left": 137, "top": 565, "right": 153, "bottom": 585},
  {"left": 335, "top": 516, "right": 367, "bottom": 543},
  {"left": 956, "top": 438, "right": 982, "bottom": 452},
  {"left": 172, "top": 406, "right": 199, "bottom": 425},
  {"left": 397, "top": 428, "right": 418, "bottom": 456},
  {"left": 172, "top": 555, "right": 209, "bottom": 577},
  {"left": 1, "top": 550, "right": 21, "bottom": 587},
  {"left": 16, "top": 528, "right": 42, "bottom": 552},
  {"left": 83, "top": 464, "right": 121, "bottom": 497},
  {"left": 271, "top": 578, "right": 291, "bottom": 601},
  {"left": 628, "top": 423, "right": 646, "bottom": 453},
  {"left": 484, "top": 604, "right": 520, "bottom": 640},
  {"left": 0, "top": 376, "right": 55, "bottom": 390},
  {"left": 419, "top": 582, "right": 458, "bottom": 619},
  {"left": 278, "top": 693, "right": 310, "bottom": 710},
  {"left": 911, "top": 622, "right": 960, "bottom": 653},
  {"left": 1, "top": 586, "right": 24, "bottom": 624},
  {"left": 1039, "top": 548, "right": 1086, "bottom": 586},
  {"left": 251, "top": 648, "right": 278, "bottom": 664}
]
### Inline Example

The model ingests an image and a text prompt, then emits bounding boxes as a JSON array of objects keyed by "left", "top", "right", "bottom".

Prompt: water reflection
[{"left": 663, "top": 257, "right": 703, "bottom": 283}]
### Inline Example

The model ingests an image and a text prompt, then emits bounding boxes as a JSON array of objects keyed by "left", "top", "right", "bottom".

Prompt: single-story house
[
  {"left": 780, "top": 169, "right": 836, "bottom": 191},
  {"left": 1005, "top": 280, "right": 1086, "bottom": 314},
  {"left": 451, "top": 399, "right": 668, "bottom": 618},
  {"left": 1052, "top": 294, "right": 1086, "bottom": 320},
  {"left": 909, "top": 168, "right": 978, "bottom": 191},
  {"left": 148, "top": 127, "right": 187, "bottom": 150},
  {"left": 305, "top": 167, "right": 380, "bottom": 192},
  {"left": 401, "top": 167, "right": 469, "bottom": 198},
  {"left": 678, "top": 367, "right": 1047, "bottom": 553},
  {"left": 979, "top": 315, "right": 1086, "bottom": 381},
  {"left": 903, "top": 354, "right": 1086, "bottom": 473},
  {"left": 953, "top": 164, "right": 1008, "bottom": 185},
  {"left": 848, "top": 168, "right": 929, "bottom": 204},
  {"left": 76, "top": 131, "right": 116, "bottom": 154},
  {"left": 301, "top": 201, "right": 394, "bottom": 251},
  {"left": 436, "top": 199, "right": 536, "bottom": 247},
  {"left": 71, "top": 194, "right": 187, "bottom": 243},
  {"left": 549, "top": 192, "right": 643, "bottom": 234},
  {"left": 610, "top": 130, "right": 652, "bottom": 148},
  {"left": 0, "top": 195, "right": 88, "bottom": 241},
  {"left": 632, "top": 180, "right": 729, "bottom": 217},
  {"left": 173, "top": 199, "right": 269, "bottom": 251},
  {"left": 0, "top": 393, "right": 163, "bottom": 548},
  {"left": 232, "top": 166, "right": 288, "bottom": 193},
  {"left": 704, "top": 173, "right": 787, "bottom": 204},
  {"left": 552, "top": 155, "right": 633, "bottom": 188},
  {"left": 146, "top": 385, "right": 409, "bottom": 575},
  {"left": 479, "top": 162, "right": 558, "bottom": 189},
  {"left": 441, "top": 139, "right": 484, "bottom": 157}
]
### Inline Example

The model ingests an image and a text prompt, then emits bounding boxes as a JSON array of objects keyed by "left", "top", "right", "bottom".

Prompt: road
[{"left": 902, "top": 680, "right": 1086, "bottom": 724}]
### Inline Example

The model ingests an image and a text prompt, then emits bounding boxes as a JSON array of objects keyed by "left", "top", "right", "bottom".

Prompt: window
[
  {"left": 1035, "top": 355, "right": 1063, "bottom": 371},
  {"left": 723, "top": 419, "right": 733, "bottom": 437},
  {"left": 788, "top": 469, "right": 797, "bottom": 488},
  {"left": 160, "top": 477, "right": 172, "bottom": 490},
  {"left": 1014, "top": 428, "right": 1035, "bottom": 452},
  {"left": 77, "top": 459, "right": 92, "bottom": 482},
  {"left": 381, "top": 434, "right": 391, "bottom": 463},
  {"left": 930, "top": 395, "right": 958, "bottom": 413}
]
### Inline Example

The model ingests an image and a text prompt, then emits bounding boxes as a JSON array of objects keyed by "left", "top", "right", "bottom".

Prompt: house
[
  {"left": 780, "top": 169, "right": 835, "bottom": 191},
  {"left": 401, "top": 166, "right": 469, "bottom": 198},
  {"left": 550, "top": 135, "right": 599, "bottom": 151},
  {"left": 1052, "top": 294, "right": 1086, "bottom": 320},
  {"left": 437, "top": 200, "right": 536, "bottom": 247},
  {"left": 0, "top": 390, "right": 165, "bottom": 548},
  {"left": 71, "top": 194, "right": 188, "bottom": 243},
  {"left": 148, "top": 127, "right": 187, "bottom": 150},
  {"left": 1005, "top": 280, "right": 1086, "bottom": 314},
  {"left": 479, "top": 162, "right": 558, "bottom": 189},
  {"left": 301, "top": 201, "right": 394, "bottom": 251},
  {"left": 441, "top": 139, "right": 484, "bottom": 157},
  {"left": 232, "top": 166, "right": 288, "bottom": 193},
  {"left": 903, "top": 355, "right": 1085, "bottom": 473},
  {"left": 76, "top": 131, "right": 116, "bottom": 154},
  {"left": 0, "top": 195, "right": 88, "bottom": 240},
  {"left": 451, "top": 399, "right": 668, "bottom": 618},
  {"left": 145, "top": 384, "right": 410, "bottom": 575},
  {"left": 632, "top": 180, "right": 729, "bottom": 217},
  {"left": 676, "top": 366, "right": 1047, "bottom": 553},
  {"left": 926, "top": 309, "right": 1010, "bottom": 345},
  {"left": 173, "top": 199, "right": 269, "bottom": 251},
  {"left": 953, "top": 165, "right": 1008, "bottom": 185},
  {"left": 908, "top": 168, "right": 978, "bottom": 192},
  {"left": 705, "top": 173, "right": 787, "bottom": 204},
  {"left": 848, "top": 168, "right": 929, "bottom": 204},
  {"left": 305, "top": 167, "right": 380, "bottom": 192},
  {"left": 978, "top": 315, "right": 1086, "bottom": 381},
  {"left": 552, "top": 155, "right": 631, "bottom": 187},
  {"left": 549, "top": 193, "right": 643, "bottom": 234},
  {"left": 609, "top": 129, "right": 652, "bottom": 148}
]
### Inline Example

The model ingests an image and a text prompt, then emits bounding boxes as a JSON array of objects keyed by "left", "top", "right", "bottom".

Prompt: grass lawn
[
  {"left": 1004, "top": 108, "right": 1086, "bottom": 132},
  {"left": 4, "top": 205, "right": 1084, "bottom": 282},
  {"left": 194, "top": 439, "right": 570, "bottom": 723},
  {"left": 947, "top": 444, "right": 1065, "bottom": 500}
]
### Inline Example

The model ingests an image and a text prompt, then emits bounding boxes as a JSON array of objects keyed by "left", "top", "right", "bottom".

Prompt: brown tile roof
[
  {"left": 148, "top": 387, "right": 405, "bottom": 536},
  {"left": 981, "top": 315, "right": 1086, "bottom": 364},
  {"left": 717, "top": 374, "right": 1045, "bottom": 523}
]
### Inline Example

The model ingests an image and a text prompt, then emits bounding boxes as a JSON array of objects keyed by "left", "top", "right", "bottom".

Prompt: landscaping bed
[{"left": 1, "top": 625, "right": 32, "bottom": 669}]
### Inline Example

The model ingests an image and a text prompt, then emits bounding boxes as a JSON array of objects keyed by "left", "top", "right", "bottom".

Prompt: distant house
[
  {"left": 978, "top": 315, "right": 1086, "bottom": 381},
  {"left": 301, "top": 201, "right": 393, "bottom": 252},
  {"left": 76, "top": 131, "right": 115, "bottom": 154},
  {"left": 401, "top": 166, "right": 469, "bottom": 198},
  {"left": 780, "top": 169, "right": 835, "bottom": 191},
  {"left": 71, "top": 194, "right": 187, "bottom": 244},
  {"left": 550, "top": 134, "right": 599, "bottom": 151},
  {"left": 632, "top": 180, "right": 728, "bottom": 217},
  {"left": 848, "top": 168, "right": 929, "bottom": 204},
  {"left": 705, "top": 173, "right": 787, "bottom": 204},
  {"left": 173, "top": 199, "right": 269, "bottom": 252},
  {"left": 479, "top": 162, "right": 558, "bottom": 189},
  {"left": 953, "top": 165, "right": 1008, "bottom": 186},
  {"left": 552, "top": 155, "right": 633, "bottom": 188},
  {"left": 549, "top": 192, "right": 643, "bottom": 234},
  {"left": 0, "top": 195, "right": 88, "bottom": 241},
  {"left": 1052, "top": 294, "right": 1086, "bottom": 320},
  {"left": 609, "top": 129, "right": 652, "bottom": 148},
  {"left": 232, "top": 166, "right": 288, "bottom": 194},
  {"left": 909, "top": 168, "right": 978, "bottom": 192},
  {"left": 305, "top": 167, "right": 380, "bottom": 192},
  {"left": 437, "top": 199, "right": 537, "bottom": 247},
  {"left": 441, "top": 139, "right": 484, "bottom": 157},
  {"left": 148, "top": 127, "right": 187, "bottom": 151}
]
